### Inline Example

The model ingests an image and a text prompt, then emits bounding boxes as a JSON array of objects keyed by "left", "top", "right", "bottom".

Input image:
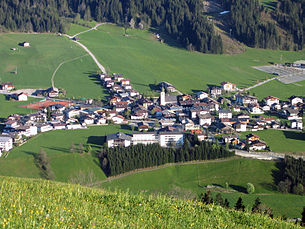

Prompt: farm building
[
  {"left": 21, "top": 42, "right": 30, "bottom": 47},
  {"left": 1, "top": 82, "right": 15, "bottom": 91}
]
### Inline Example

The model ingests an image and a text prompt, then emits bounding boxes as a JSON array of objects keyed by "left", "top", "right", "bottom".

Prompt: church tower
[{"left": 160, "top": 87, "right": 166, "bottom": 106}]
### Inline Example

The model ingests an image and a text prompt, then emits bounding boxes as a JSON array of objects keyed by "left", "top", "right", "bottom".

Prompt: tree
[
  {"left": 215, "top": 193, "right": 224, "bottom": 206},
  {"left": 292, "top": 183, "right": 304, "bottom": 195},
  {"left": 224, "top": 198, "right": 230, "bottom": 208},
  {"left": 278, "top": 179, "right": 291, "bottom": 193},
  {"left": 36, "top": 149, "right": 55, "bottom": 180},
  {"left": 203, "top": 191, "right": 213, "bottom": 204},
  {"left": 78, "top": 143, "right": 84, "bottom": 154},
  {"left": 252, "top": 197, "right": 261, "bottom": 213},
  {"left": 70, "top": 143, "right": 76, "bottom": 153},
  {"left": 247, "top": 183, "right": 255, "bottom": 194},
  {"left": 235, "top": 197, "right": 245, "bottom": 211},
  {"left": 301, "top": 207, "right": 305, "bottom": 226}
]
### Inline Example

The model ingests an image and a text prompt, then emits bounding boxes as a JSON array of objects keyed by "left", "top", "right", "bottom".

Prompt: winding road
[{"left": 65, "top": 23, "right": 107, "bottom": 74}]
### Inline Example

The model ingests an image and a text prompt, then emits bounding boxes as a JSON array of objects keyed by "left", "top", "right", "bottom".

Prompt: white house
[
  {"left": 17, "top": 125, "right": 37, "bottom": 137},
  {"left": 218, "top": 109, "right": 232, "bottom": 119},
  {"left": 233, "top": 122, "right": 247, "bottom": 132},
  {"left": 291, "top": 120, "right": 303, "bottom": 130},
  {"left": 112, "top": 115, "right": 125, "bottom": 124},
  {"left": 65, "top": 109, "right": 80, "bottom": 119},
  {"left": 52, "top": 123, "right": 66, "bottom": 130},
  {"left": 264, "top": 96, "right": 280, "bottom": 106},
  {"left": 38, "top": 124, "right": 53, "bottom": 133},
  {"left": 249, "top": 141, "right": 267, "bottom": 151},
  {"left": 132, "top": 132, "right": 158, "bottom": 145},
  {"left": 66, "top": 124, "right": 83, "bottom": 130},
  {"left": 159, "top": 132, "right": 184, "bottom": 148},
  {"left": 250, "top": 106, "right": 264, "bottom": 115},
  {"left": 198, "top": 113, "right": 212, "bottom": 126},
  {"left": 289, "top": 96, "right": 303, "bottom": 106},
  {"left": 0, "top": 135, "right": 13, "bottom": 151},
  {"left": 107, "top": 132, "right": 132, "bottom": 148},
  {"left": 221, "top": 82, "right": 237, "bottom": 91},
  {"left": 196, "top": 91, "right": 209, "bottom": 100},
  {"left": 17, "top": 92, "right": 28, "bottom": 101},
  {"left": 21, "top": 42, "right": 30, "bottom": 47}
]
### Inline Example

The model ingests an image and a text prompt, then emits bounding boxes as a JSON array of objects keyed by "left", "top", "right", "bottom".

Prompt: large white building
[
  {"left": 159, "top": 132, "right": 184, "bottom": 148},
  {"left": 0, "top": 135, "right": 13, "bottom": 152},
  {"left": 107, "top": 132, "right": 132, "bottom": 148},
  {"left": 132, "top": 132, "right": 158, "bottom": 145}
]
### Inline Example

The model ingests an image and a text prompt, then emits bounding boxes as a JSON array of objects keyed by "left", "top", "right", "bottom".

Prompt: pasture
[
  {"left": 0, "top": 33, "right": 103, "bottom": 99},
  {"left": 78, "top": 24, "right": 305, "bottom": 97},
  {"left": 101, "top": 158, "right": 305, "bottom": 218},
  {"left": 0, "top": 125, "right": 131, "bottom": 182}
]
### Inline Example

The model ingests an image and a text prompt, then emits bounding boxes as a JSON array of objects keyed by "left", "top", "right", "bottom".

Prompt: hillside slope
[{"left": 0, "top": 176, "right": 299, "bottom": 228}]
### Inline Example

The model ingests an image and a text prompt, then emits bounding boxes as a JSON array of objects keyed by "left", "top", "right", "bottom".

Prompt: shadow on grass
[
  {"left": 87, "top": 136, "right": 105, "bottom": 146},
  {"left": 86, "top": 72, "right": 111, "bottom": 103},
  {"left": 229, "top": 184, "right": 247, "bottom": 193},
  {"left": 272, "top": 159, "right": 285, "bottom": 186},
  {"left": 283, "top": 131, "right": 305, "bottom": 141},
  {"left": 149, "top": 27, "right": 184, "bottom": 50}
]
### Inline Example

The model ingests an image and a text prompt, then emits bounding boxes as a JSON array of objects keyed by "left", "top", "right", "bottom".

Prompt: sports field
[
  {"left": 0, "top": 125, "right": 131, "bottom": 182},
  {"left": 0, "top": 33, "right": 104, "bottom": 99},
  {"left": 101, "top": 158, "right": 305, "bottom": 218},
  {"left": 77, "top": 24, "right": 305, "bottom": 97}
]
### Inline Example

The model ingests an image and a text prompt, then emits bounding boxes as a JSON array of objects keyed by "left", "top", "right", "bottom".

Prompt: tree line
[
  {"left": 98, "top": 134, "right": 235, "bottom": 177},
  {"left": 277, "top": 156, "right": 305, "bottom": 195},
  {"left": 0, "top": 0, "right": 223, "bottom": 54}
]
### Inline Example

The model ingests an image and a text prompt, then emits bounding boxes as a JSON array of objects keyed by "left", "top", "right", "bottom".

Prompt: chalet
[
  {"left": 232, "top": 105, "right": 241, "bottom": 112},
  {"left": 107, "top": 132, "right": 132, "bottom": 148},
  {"left": 26, "top": 112, "right": 47, "bottom": 123},
  {"left": 37, "top": 124, "right": 53, "bottom": 133},
  {"left": 121, "top": 79, "right": 130, "bottom": 86},
  {"left": 66, "top": 124, "right": 82, "bottom": 130},
  {"left": 249, "top": 106, "right": 264, "bottom": 115},
  {"left": 5, "top": 120, "right": 19, "bottom": 128},
  {"left": 47, "top": 87, "right": 59, "bottom": 97},
  {"left": 249, "top": 141, "right": 267, "bottom": 151},
  {"left": 16, "top": 92, "right": 28, "bottom": 101},
  {"left": 221, "top": 82, "right": 237, "bottom": 92},
  {"left": 52, "top": 123, "right": 66, "bottom": 130},
  {"left": 138, "top": 125, "right": 149, "bottom": 132},
  {"left": 283, "top": 108, "right": 300, "bottom": 120},
  {"left": 218, "top": 109, "right": 232, "bottom": 119},
  {"left": 106, "top": 110, "right": 117, "bottom": 119},
  {"left": 128, "top": 89, "right": 140, "bottom": 97},
  {"left": 115, "top": 101, "right": 128, "bottom": 113},
  {"left": 262, "top": 105, "right": 271, "bottom": 111},
  {"left": 189, "top": 107, "right": 209, "bottom": 119},
  {"left": 264, "top": 96, "right": 280, "bottom": 106},
  {"left": 103, "top": 76, "right": 112, "bottom": 82},
  {"left": 1, "top": 82, "right": 14, "bottom": 91},
  {"left": 123, "top": 84, "right": 132, "bottom": 90},
  {"left": 291, "top": 120, "right": 303, "bottom": 130},
  {"left": 196, "top": 91, "right": 209, "bottom": 100},
  {"left": 160, "top": 118, "right": 176, "bottom": 127},
  {"left": 222, "top": 134, "right": 239, "bottom": 145},
  {"left": 82, "top": 117, "right": 95, "bottom": 125},
  {"left": 209, "top": 86, "right": 222, "bottom": 97},
  {"left": 289, "top": 96, "right": 303, "bottom": 106},
  {"left": 198, "top": 113, "right": 212, "bottom": 126},
  {"left": 235, "top": 94, "right": 258, "bottom": 106},
  {"left": 16, "top": 125, "right": 37, "bottom": 137},
  {"left": 131, "top": 109, "right": 148, "bottom": 120},
  {"left": 65, "top": 109, "right": 80, "bottom": 119},
  {"left": 237, "top": 113, "right": 250, "bottom": 120},
  {"left": 112, "top": 115, "right": 125, "bottom": 124},
  {"left": 21, "top": 42, "right": 30, "bottom": 47},
  {"left": 51, "top": 112, "right": 65, "bottom": 121},
  {"left": 95, "top": 117, "right": 107, "bottom": 125},
  {"left": 246, "top": 134, "right": 260, "bottom": 143},
  {"left": 233, "top": 122, "right": 247, "bottom": 132},
  {"left": 0, "top": 135, "right": 13, "bottom": 152}
]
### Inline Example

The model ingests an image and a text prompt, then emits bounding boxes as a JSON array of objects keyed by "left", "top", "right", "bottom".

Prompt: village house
[
  {"left": 249, "top": 105, "right": 264, "bottom": 115},
  {"left": 12, "top": 92, "right": 28, "bottom": 101},
  {"left": 16, "top": 125, "right": 37, "bottom": 137},
  {"left": 66, "top": 123, "right": 82, "bottom": 130},
  {"left": 160, "top": 89, "right": 177, "bottom": 106},
  {"left": 218, "top": 109, "right": 232, "bottom": 119},
  {"left": 264, "top": 96, "right": 280, "bottom": 106},
  {"left": 289, "top": 96, "right": 303, "bottom": 106},
  {"left": 209, "top": 86, "right": 222, "bottom": 97},
  {"left": 196, "top": 91, "right": 209, "bottom": 100},
  {"left": 249, "top": 141, "right": 267, "bottom": 151},
  {"left": 159, "top": 132, "right": 184, "bottom": 148},
  {"left": 95, "top": 117, "right": 107, "bottom": 125},
  {"left": 283, "top": 108, "right": 300, "bottom": 120},
  {"left": 112, "top": 115, "right": 125, "bottom": 124},
  {"left": 1, "top": 82, "right": 15, "bottom": 91},
  {"left": 291, "top": 120, "right": 303, "bottom": 130},
  {"left": 246, "top": 134, "right": 260, "bottom": 143},
  {"left": 107, "top": 132, "right": 132, "bottom": 148},
  {"left": 52, "top": 123, "right": 66, "bottom": 130},
  {"left": 37, "top": 124, "right": 53, "bottom": 133},
  {"left": 198, "top": 113, "right": 213, "bottom": 126},
  {"left": 0, "top": 135, "right": 13, "bottom": 152},
  {"left": 235, "top": 94, "right": 258, "bottom": 106},
  {"left": 233, "top": 122, "right": 247, "bottom": 132},
  {"left": 132, "top": 132, "right": 158, "bottom": 145},
  {"left": 222, "top": 134, "right": 240, "bottom": 145},
  {"left": 221, "top": 82, "right": 237, "bottom": 92}
]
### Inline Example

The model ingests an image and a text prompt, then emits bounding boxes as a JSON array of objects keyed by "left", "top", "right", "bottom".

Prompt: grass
[
  {"left": 240, "top": 129, "right": 305, "bottom": 154},
  {"left": 0, "top": 176, "right": 299, "bottom": 228},
  {"left": 78, "top": 24, "right": 305, "bottom": 97},
  {"left": 0, "top": 95, "right": 40, "bottom": 120},
  {"left": 251, "top": 79, "right": 305, "bottom": 100},
  {"left": 0, "top": 33, "right": 104, "bottom": 99},
  {"left": 0, "top": 125, "right": 132, "bottom": 182},
  {"left": 101, "top": 158, "right": 305, "bottom": 218}
]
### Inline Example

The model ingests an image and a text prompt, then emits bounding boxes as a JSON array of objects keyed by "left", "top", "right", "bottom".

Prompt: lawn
[
  {"left": 78, "top": 24, "right": 305, "bottom": 97},
  {"left": 0, "top": 33, "right": 104, "bottom": 99},
  {"left": 0, "top": 94, "right": 40, "bottom": 120},
  {"left": 240, "top": 129, "right": 305, "bottom": 154},
  {"left": 0, "top": 125, "right": 131, "bottom": 182},
  {"left": 101, "top": 158, "right": 305, "bottom": 218}
]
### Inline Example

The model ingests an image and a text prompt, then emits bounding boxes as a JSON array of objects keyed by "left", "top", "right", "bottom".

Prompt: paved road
[
  {"left": 242, "top": 76, "right": 279, "bottom": 91},
  {"left": 65, "top": 24, "right": 107, "bottom": 74}
]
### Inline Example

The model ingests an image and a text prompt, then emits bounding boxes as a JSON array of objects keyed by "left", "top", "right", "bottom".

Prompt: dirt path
[
  {"left": 89, "top": 157, "right": 238, "bottom": 187},
  {"left": 242, "top": 76, "right": 279, "bottom": 91},
  {"left": 51, "top": 54, "right": 88, "bottom": 88}
]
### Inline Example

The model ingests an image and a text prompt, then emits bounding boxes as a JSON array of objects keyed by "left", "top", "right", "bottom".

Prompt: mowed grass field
[
  {"left": 240, "top": 129, "right": 305, "bottom": 154},
  {"left": 0, "top": 125, "right": 132, "bottom": 182},
  {"left": 101, "top": 158, "right": 305, "bottom": 218},
  {"left": 0, "top": 94, "right": 40, "bottom": 119},
  {"left": 0, "top": 33, "right": 104, "bottom": 99},
  {"left": 78, "top": 24, "right": 305, "bottom": 98}
]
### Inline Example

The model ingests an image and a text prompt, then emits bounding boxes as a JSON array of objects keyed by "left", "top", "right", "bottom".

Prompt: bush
[{"left": 247, "top": 183, "right": 255, "bottom": 194}]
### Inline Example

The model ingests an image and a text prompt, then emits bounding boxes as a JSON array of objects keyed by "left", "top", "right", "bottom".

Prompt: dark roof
[
  {"left": 106, "top": 132, "right": 132, "bottom": 141},
  {"left": 165, "top": 95, "right": 177, "bottom": 103}
]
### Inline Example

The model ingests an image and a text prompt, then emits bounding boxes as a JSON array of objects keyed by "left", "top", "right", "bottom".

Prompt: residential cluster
[{"left": 0, "top": 72, "right": 304, "bottom": 155}]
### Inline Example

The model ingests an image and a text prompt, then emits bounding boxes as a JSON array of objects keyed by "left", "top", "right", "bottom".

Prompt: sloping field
[
  {"left": 101, "top": 158, "right": 305, "bottom": 218},
  {"left": 0, "top": 33, "right": 104, "bottom": 99},
  {"left": 78, "top": 24, "right": 305, "bottom": 97},
  {"left": 0, "top": 176, "right": 299, "bottom": 228}
]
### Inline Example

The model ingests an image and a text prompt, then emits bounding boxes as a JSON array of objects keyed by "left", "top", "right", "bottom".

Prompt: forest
[
  {"left": 0, "top": 0, "right": 222, "bottom": 54},
  {"left": 277, "top": 156, "right": 305, "bottom": 195},
  {"left": 99, "top": 135, "right": 235, "bottom": 177}
]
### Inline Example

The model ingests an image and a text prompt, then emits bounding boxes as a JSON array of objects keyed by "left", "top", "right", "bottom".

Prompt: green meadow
[
  {"left": 0, "top": 125, "right": 131, "bottom": 182},
  {"left": 101, "top": 158, "right": 305, "bottom": 218},
  {"left": 0, "top": 33, "right": 103, "bottom": 99},
  {"left": 0, "top": 94, "right": 40, "bottom": 119},
  {"left": 78, "top": 24, "right": 305, "bottom": 97},
  {"left": 240, "top": 129, "right": 305, "bottom": 154}
]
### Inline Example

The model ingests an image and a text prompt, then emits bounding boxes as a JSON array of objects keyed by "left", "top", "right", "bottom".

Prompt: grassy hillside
[
  {"left": 240, "top": 129, "right": 305, "bottom": 154},
  {"left": 0, "top": 95, "right": 40, "bottom": 120},
  {"left": 0, "top": 33, "right": 104, "bottom": 99},
  {"left": 0, "top": 176, "right": 299, "bottom": 228},
  {"left": 0, "top": 125, "right": 131, "bottom": 182},
  {"left": 78, "top": 24, "right": 305, "bottom": 98},
  {"left": 101, "top": 158, "right": 305, "bottom": 218}
]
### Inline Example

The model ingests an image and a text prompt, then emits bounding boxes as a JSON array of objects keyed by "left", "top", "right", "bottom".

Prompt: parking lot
[{"left": 254, "top": 65, "right": 305, "bottom": 84}]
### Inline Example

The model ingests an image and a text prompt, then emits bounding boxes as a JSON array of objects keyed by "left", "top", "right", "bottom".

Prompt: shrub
[{"left": 247, "top": 183, "right": 255, "bottom": 194}]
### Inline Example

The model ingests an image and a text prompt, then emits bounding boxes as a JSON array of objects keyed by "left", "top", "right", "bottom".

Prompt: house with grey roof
[{"left": 106, "top": 132, "right": 132, "bottom": 148}]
